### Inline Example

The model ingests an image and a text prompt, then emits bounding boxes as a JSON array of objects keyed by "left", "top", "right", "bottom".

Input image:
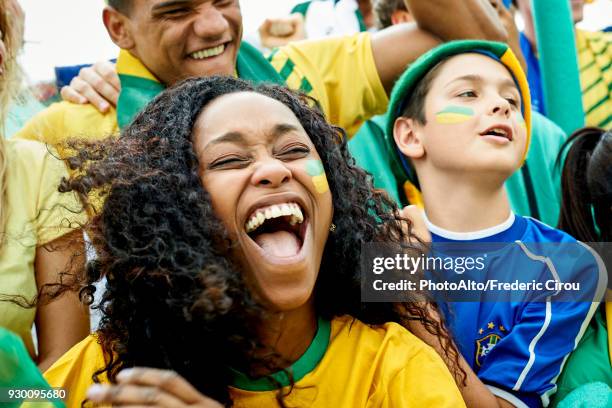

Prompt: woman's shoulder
[
  {"left": 326, "top": 316, "right": 464, "bottom": 406},
  {"left": 44, "top": 334, "right": 109, "bottom": 407},
  {"left": 330, "top": 315, "right": 443, "bottom": 363}
]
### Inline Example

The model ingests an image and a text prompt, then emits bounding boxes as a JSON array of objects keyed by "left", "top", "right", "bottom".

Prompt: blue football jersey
[{"left": 427, "top": 213, "right": 607, "bottom": 408}]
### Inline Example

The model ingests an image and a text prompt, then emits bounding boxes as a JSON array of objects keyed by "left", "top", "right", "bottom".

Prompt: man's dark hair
[
  {"left": 107, "top": 0, "right": 132, "bottom": 15},
  {"left": 374, "top": 0, "right": 407, "bottom": 29}
]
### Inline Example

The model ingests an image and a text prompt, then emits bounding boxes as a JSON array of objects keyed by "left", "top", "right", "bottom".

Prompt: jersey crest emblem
[{"left": 475, "top": 333, "right": 501, "bottom": 366}]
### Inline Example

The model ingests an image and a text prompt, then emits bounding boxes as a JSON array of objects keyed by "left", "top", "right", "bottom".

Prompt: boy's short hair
[
  {"left": 384, "top": 40, "right": 532, "bottom": 184},
  {"left": 400, "top": 58, "right": 449, "bottom": 125}
]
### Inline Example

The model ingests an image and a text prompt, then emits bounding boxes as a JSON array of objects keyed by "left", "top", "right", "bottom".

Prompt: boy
[{"left": 384, "top": 40, "right": 606, "bottom": 407}]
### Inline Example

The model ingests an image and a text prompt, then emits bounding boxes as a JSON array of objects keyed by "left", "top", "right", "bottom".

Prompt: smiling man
[{"left": 13, "top": 0, "right": 506, "bottom": 146}]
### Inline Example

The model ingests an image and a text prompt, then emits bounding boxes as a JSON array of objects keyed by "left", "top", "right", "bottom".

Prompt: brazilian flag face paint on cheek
[
  {"left": 435, "top": 106, "right": 475, "bottom": 124},
  {"left": 305, "top": 160, "right": 330, "bottom": 194}
]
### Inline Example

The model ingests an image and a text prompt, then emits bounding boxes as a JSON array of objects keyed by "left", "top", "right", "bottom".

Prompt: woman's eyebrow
[
  {"left": 272, "top": 123, "right": 300, "bottom": 138},
  {"left": 206, "top": 131, "right": 246, "bottom": 148},
  {"left": 203, "top": 123, "right": 300, "bottom": 149}
]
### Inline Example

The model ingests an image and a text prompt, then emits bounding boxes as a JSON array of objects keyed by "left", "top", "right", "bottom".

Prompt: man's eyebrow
[{"left": 151, "top": 0, "right": 192, "bottom": 12}]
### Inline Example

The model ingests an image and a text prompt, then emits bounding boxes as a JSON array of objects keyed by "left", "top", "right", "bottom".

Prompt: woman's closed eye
[
  {"left": 276, "top": 144, "right": 311, "bottom": 160},
  {"left": 209, "top": 155, "right": 251, "bottom": 169}
]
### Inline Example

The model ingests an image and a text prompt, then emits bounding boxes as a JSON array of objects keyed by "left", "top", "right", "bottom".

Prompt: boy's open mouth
[
  {"left": 245, "top": 202, "right": 307, "bottom": 259},
  {"left": 479, "top": 124, "right": 513, "bottom": 141}
]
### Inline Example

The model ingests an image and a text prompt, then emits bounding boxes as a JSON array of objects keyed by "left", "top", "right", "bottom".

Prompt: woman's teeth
[
  {"left": 245, "top": 203, "right": 304, "bottom": 233},
  {"left": 190, "top": 44, "right": 225, "bottom": 60}
]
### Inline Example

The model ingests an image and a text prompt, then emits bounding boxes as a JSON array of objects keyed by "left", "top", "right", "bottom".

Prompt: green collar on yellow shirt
[
  {"left": 230, "top": 317, "right": 331, "bottom": 391},
  {"left": 116, "top": 42, "right": 285, "bottom": 129}
]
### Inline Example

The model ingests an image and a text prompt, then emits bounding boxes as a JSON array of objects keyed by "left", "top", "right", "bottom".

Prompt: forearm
[
  {"left": 35, "top": 231, "right": 89, "bottom": 372},
  {"left": 406, "top": 317, "right": 517, "bottom": 408},
  {"left": 405, "top": 0, "right": 507, "bottom": 42}
]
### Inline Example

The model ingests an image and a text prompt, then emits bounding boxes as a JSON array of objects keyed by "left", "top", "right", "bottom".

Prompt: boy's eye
[
  {"left": 457, "top": 90, "right": 477, "bottom": 98},
  {"left": 505, "top": 97, "right": 519, "bottom": 108}
]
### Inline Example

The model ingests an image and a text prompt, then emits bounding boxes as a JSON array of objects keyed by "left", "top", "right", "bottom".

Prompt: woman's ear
[{"left": 393, "top": 117, "right": 425, "bottom": 159}]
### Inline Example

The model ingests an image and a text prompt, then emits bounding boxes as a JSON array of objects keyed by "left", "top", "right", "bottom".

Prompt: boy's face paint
[
  {"left": 435, "top": 106, "right": 475, "bottom": 124},
  {"left": 305, "top": 160, "right": 330, "bottom": 194},
  {"left": 194, "top": 92, "right": 333, "bottom": 313},
  {"left": 404, "top": 53, "right": 528, "bottom": 181}
]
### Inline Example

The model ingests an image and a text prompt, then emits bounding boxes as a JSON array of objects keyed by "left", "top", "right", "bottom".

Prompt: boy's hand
[
  {"left": 85, "top": 367, "right": 223, "bottom": 407},
  {"left": 60, "top": 61, "right": 121, "bottom": 113}
]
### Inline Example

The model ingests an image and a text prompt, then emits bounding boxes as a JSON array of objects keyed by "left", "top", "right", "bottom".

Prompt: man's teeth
[
  {"left": 245, "top": 203, "right": 304, "bottom": 233},
  {"left": 190, "top": 44, "right": 225, "bottom": 60}
]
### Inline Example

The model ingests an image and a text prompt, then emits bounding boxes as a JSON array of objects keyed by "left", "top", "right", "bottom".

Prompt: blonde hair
[{"left": 0, "top": 0, "right": 23, "bottom": 244}]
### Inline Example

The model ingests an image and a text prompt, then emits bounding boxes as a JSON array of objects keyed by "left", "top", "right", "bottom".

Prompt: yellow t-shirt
[
  {"left": 14, "top": 34, "right": 387, "bottom": 145},
  {"left": 44, "top": 316, "right": 464, "bottom": 407},
  {"left": 0, "top": 139, "right": 86, "bottom": 355},
  {"left": 576, "top": 29, "right": 611, "bottom": 129}
]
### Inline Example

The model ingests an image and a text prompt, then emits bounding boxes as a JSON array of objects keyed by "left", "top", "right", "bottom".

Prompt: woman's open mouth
[{"left": 244, "top": 202, "right": 308, "bottom": 261}]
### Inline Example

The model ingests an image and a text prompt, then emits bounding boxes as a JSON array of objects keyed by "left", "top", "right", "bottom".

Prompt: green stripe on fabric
[
  {"left": 601, "top": 60, "right": 611, "bottom": 73},
  {"left": 291, "top": 1, "right": 312, "bottom": 17},
  {"left": 299, "top": 76, "right": 313, "bottom": 94},
  {"left": 278, "top": 58, "right": 296, "bottom": 81},
  {"left": 598, "top": 113, "right": 611, "bottom": 128},
  {"left": 580, "top": 59, "right": 596, "bottom": 72},
  {"left": 586, "top": 97, "right": 608, "bottom": 115},
  {"left": 230, "top": 317, "right": 331, "bottom": 391},
  {"left": 582, "top": 77, "right": 603, "bottom": 94},
  {"left": 356, "top": 9, "right": 367, "bottom": 32},
  {"left": 266, "top": 48, "right": 279, "bottom": 63}
]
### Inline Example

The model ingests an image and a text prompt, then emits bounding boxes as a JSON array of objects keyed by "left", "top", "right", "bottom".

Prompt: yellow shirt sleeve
[
  {"left": 12, "top": 101, "right": 119, "bottom": 147},
  {"left": 18, "top": 142, "right": 88, "bottom": 245},
  {"left": 270, "top": 33, "right": 389, "bottom": 137}
]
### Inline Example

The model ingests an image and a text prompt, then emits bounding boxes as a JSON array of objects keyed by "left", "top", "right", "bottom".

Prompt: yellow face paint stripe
[
  {"left": 306, "top": 160, "right": 329, "bottom": 194},
  {"left": 435, "top": 112, "right": 473, "bottom": 124}
]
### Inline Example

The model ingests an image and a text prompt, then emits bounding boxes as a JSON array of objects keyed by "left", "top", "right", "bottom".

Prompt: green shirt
[{"left": 348, "top": 111, "right": 567, "bottom": 227}]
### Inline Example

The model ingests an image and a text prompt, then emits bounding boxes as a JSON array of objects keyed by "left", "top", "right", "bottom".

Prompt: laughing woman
[{"left": 45, "top": 76, "right": 464, "bottom": 407}]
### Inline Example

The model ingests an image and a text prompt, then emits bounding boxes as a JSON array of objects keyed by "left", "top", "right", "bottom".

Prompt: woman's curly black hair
[{"left": 61, "top": 76, "right": 462, "bottom": 406}]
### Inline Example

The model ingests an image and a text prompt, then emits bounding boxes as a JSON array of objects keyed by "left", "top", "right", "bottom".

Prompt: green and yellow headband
[{"left": 385, "top": 40, "right": 532, "bottom": 185}]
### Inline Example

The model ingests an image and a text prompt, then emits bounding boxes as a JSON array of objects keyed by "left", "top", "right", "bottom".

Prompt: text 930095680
[{"left": 0, "top": 387, "right": 67, "bottom": 403}]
